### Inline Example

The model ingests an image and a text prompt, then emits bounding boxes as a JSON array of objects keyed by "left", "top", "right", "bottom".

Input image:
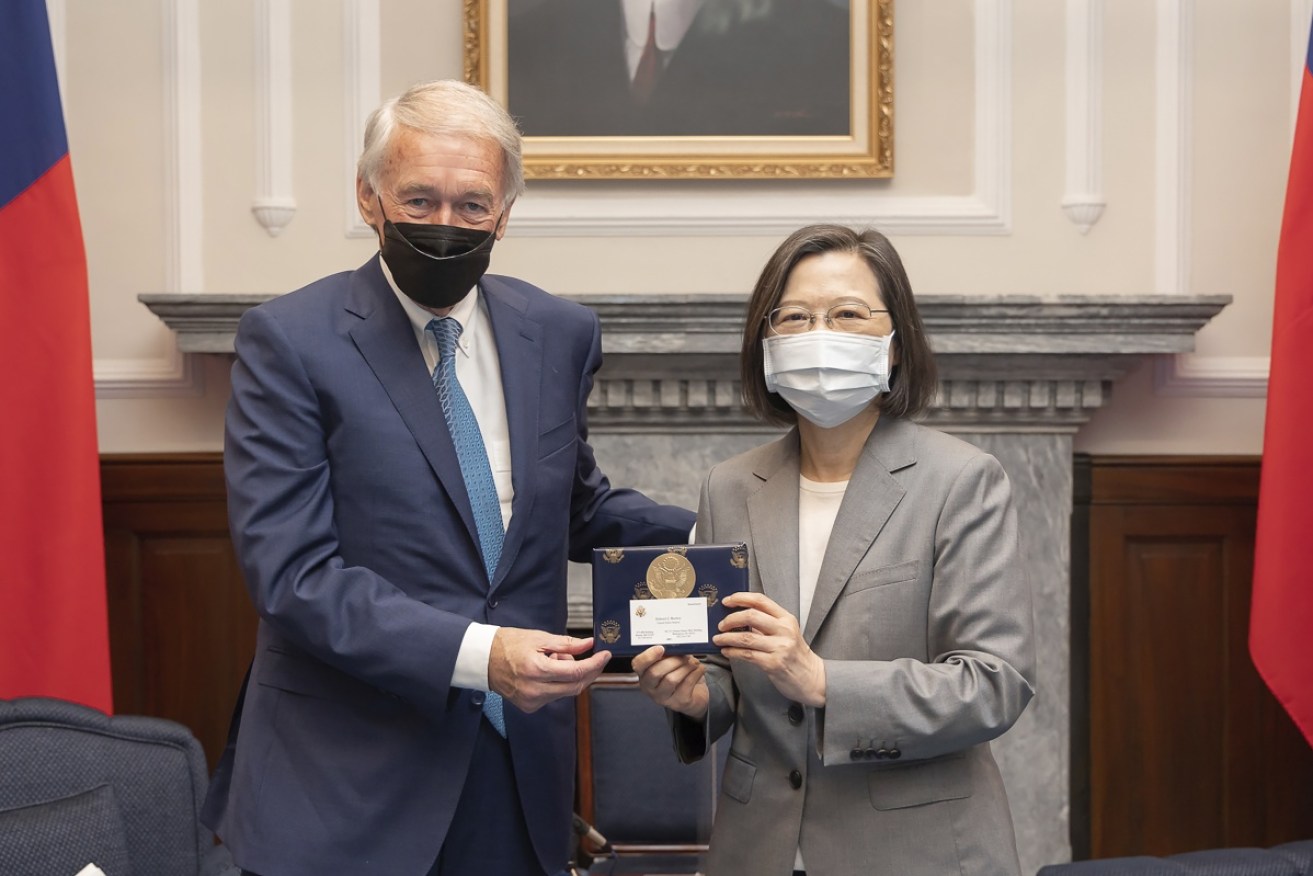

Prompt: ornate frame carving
[{"left": 462, "top": 0, "right": 894, "bottom": 180}]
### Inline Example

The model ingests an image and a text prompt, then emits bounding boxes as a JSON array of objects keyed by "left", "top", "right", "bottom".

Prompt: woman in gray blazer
[{"left": 633, "top": 225, "right": 1036, "bottom": 876}]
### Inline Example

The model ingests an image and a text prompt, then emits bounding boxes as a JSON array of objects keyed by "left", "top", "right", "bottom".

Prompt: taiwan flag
[
  {"left": 1252, "top": 19, "right": 1313, "bottom": 748},
  {"left": 0, "top": 0, "right": 114, "bottom": 713}
]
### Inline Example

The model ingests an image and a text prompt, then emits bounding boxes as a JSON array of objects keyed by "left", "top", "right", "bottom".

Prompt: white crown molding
[
  {"left": 510, "top": 0, "right": 1013, "bottom": 237},
  {"left": 1294, "top": 0, "right": 1313, "bottom": 134},
  {"left": 94, "top": 347, "right": 204, "bottom": 399},
  {"left": 1154, "top": 354, "right": 1270, "bottom": 398},
  {"left": 45, "top": 0, "right": 67, "bottom": 109},
  {"left": 343, "top": 0, "right": 379, "bottom": 238},
  {"left": 1155, "top": 0, "right": 1192, "bottom": 296},
  {"left": 253, "top": 0, "right": 296, "bottom": 236},
  {"left": 1062, "top": 0, "right": 1105, "bottom": 233}
]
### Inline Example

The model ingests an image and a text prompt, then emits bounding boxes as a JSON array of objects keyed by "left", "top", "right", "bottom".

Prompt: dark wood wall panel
[
  {"left": 103, "top": 453, "right": 1313, "bottom": 853},
  {"left": 101, "top": 454, "right": 256, "bottom": 769},
  {"left": 1081, "top": 457, "right": 1313, "bottom": 859}
]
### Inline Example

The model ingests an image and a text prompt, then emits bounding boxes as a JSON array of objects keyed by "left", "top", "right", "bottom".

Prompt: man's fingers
[{"left": 545, "top": 635, "right": 596, "bottom": 656}]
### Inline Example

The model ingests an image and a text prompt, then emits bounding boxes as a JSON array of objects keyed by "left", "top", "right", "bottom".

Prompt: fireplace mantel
[{"left": 140, "top": 292, "right": 1228, "bottom": 432}]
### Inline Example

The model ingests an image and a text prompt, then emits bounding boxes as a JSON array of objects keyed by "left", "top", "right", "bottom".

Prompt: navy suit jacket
[{"left": 202, "top": 257, "right": 694, "bottom": 876}]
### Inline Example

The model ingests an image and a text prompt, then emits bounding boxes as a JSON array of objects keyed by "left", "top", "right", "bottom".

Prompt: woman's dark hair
[{"left": 740, "top": 224, "right": 938, "bottom": 426}]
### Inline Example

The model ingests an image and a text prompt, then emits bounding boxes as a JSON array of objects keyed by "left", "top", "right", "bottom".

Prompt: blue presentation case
[{"left": 591, "top": 543, "right": 749, "bottom": 656}]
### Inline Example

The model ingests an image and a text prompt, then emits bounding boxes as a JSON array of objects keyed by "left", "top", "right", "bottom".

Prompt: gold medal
[{"left": 646, "top": 551, "right": 696, "bottom": 598}]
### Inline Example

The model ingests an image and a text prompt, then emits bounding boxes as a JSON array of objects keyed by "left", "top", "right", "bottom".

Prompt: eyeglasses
[{"left": 765, "top": 303, "right": 889, "bottom": 335}]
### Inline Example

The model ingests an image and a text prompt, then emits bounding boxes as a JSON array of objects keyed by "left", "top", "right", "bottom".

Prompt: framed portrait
[{"left": 462, "top": 0, "right": 893, "bottom": 180}]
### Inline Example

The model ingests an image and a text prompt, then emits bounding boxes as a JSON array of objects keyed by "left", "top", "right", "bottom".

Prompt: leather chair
[{"left": 0, "top": 697, "right": 237, "bottom": 876}]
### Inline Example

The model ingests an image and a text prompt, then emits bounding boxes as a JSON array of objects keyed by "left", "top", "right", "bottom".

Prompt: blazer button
[
  {"left": 788, "top": 769, "right": 803, "bottom": 789},
  {"left": 488, "top": 598, "right": 499, "bottom": 609},
  {"left": 888, "top": 748, "right": 902, "bottom": 760},
  {"left": 850, "top": 747, "right": 864, "bottom": 761},
  {"left": 863, "top": 749, "right": 878, "bottom": 760},
  {"left": 787, "top": 703, "right": 804, "bottom": 725},
  {"left": 471, "top": 692, "right": 486, "bottom": 707},
  {"left": 875, "top": 748, "right": 889, "bottom": 759}
]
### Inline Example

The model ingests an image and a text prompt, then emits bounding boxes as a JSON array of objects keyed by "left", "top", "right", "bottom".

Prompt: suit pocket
[
  {"left": 257, "top": 647, "right": 402, "bottom": 712},
  {"left": 537, "top": 416, "right": 577, "bottom": 460},
  {"left": 867, "top": 752, "right": 971, "bottom": 810},
  {"left": 845, "top": 559, "right": 921, "bottom": 595},
  {"left": 721, "top": 752, "right": 756, "bottom": 804}
]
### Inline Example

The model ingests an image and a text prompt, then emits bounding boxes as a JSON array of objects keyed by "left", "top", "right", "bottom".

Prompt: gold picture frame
[{"left": 462, "top": 0, "right": 893, "bottom": 180}]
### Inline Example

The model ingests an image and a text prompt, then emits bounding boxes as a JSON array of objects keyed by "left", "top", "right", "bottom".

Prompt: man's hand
[
  {"left": 713, "top": 592, "right": 826, "bottom": 708},
  {"left": 488, "top": 629, "right": 611, "bottom": 713},
  {"left": 632, "top": 646, "right": 709, "bottom": 720}
]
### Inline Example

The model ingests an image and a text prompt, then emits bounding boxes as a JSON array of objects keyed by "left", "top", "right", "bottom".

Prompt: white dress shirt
[
  {"left": 621, "top": 0, "right": 704, "bottom": 79},
  {"left": 795, "top": 473, "right": 848, "bottom": 871},
  {"left": 383, "top": 259, "right": 509, "bottom": 692}
]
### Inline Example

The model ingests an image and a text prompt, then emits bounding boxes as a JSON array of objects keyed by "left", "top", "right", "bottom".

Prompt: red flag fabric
[
  {"left": 0, "top": 0, "right": 113, "bottom": 712},
  {"left": 1252, "top": 22, "right": 1313, "bottom": 748}
]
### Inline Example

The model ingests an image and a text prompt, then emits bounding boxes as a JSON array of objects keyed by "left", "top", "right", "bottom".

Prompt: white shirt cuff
[{"left": 452, "top": 622, "right": 499, "bottom": 691}]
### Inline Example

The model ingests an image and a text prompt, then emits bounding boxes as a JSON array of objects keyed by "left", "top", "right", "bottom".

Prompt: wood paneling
[
  {"left": 1079, "top": 456, "right": 1313, "bottom": 859},
  {"left": 101, "top": 454, "right": 255, "bottom": 770}
]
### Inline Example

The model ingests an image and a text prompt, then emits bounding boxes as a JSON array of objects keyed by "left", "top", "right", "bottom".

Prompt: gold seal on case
[
  {"left": 602, "top": 548, "right": 624, "bottom": 564},
  {"left": 599, "top": 620, "right": 622, "bottom": 644},
  {"left": 665, "top": 545, "right": 689, "bottom": 556},
  {"left": 698, "top": 582, "right": 719, "bottom": 607},
  {"left": 646, "top": 552, "right": 696, "bottom": 599},
  {"left": 633, "top": 583, "right": 652, "bottom": 600}
]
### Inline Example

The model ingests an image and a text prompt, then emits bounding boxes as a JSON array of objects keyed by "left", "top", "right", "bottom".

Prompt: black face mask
[{"left": 377, "top": 197, "right": 500, "bottom": 310}]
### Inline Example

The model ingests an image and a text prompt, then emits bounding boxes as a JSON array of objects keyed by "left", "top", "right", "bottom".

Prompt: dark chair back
[{"left": 0, "top": 697, "right": 236, "bottom": 876}]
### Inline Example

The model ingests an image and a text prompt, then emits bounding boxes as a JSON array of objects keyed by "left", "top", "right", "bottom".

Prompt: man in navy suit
[{"left": 201, "top": 79, "right": 695, "bottom": 876}]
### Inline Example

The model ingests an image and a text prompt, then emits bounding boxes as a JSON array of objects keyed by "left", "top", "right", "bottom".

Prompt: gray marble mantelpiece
[{"left": 140, "top": 291, "right": 1228, "bottom": 874}]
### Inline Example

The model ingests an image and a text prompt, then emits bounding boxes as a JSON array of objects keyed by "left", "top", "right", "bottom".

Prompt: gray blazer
[{"left": 673, "top": 415, "right": 1036, "bottom": 876}]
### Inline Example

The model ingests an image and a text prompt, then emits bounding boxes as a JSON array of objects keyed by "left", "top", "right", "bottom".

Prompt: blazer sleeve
[
  {"left": 671, "top": 467, "right": 738, "bottom": 763},
  {"left": 816, "top": 451, "right": 1037, "bottom": 765},
  {"left": 225, "top": 306, "right": 473, "bottom": 725},
  {"left": 565, "top": 310, "right": 696, "bottom": 557}
]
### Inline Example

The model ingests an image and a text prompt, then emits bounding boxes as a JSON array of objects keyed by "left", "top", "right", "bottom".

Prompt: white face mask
[{"left": 762, "top": 329, "right": 895, "bottom": 428}]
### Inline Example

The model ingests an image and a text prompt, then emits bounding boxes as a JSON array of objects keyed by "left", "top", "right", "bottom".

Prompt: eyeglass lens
[{"left": 768, "top": 304, "right": 880, "bottom": 334}]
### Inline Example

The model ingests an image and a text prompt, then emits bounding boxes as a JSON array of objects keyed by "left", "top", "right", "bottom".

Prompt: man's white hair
[{"left": 357, "top": 80, "right": 525, "bottom": 207}]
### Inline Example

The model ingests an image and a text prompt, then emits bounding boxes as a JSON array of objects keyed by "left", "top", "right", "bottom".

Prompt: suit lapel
[
  {"left": 802, "top": 416, "right": 916, "bottom": 643},
  {"left": 345, "top": 257, "right": 482, "bottom": 554},
  {"left": 481, "top": 276, "right": 542, "bottom": 592},
  {"left": 745, "top": 431, "right": 802, "bottom": 620}
]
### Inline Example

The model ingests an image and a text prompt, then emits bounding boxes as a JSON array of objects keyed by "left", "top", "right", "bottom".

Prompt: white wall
[{"left": 58, "top": 0, "right": 1310, "bottom": 454}]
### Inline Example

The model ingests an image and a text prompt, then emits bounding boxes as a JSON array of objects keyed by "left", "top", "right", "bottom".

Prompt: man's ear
[
  {"left": 495, "top": 201, "right": 514, "bottom": 240},
  {"left": 356, "top": 176, "right": 379, "bottom": 230}
]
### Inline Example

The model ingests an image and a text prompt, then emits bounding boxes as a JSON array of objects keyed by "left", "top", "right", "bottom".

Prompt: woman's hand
[
  {"left": 714, "top": 592, "right": 827, "bottom": 708},
  {"left": 632, "top": 646, "right": 710, "bottom": 720}
]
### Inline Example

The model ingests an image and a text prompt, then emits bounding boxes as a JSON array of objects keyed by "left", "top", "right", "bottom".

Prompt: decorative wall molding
[
  {"left": 343, "top": 0, "right": 379, "bottom": 238},
  {"left": 252, "top": 0, "right": 296, "bottom": 236},
  {"left": 1153, "top": 353, "right": 1269, "bottom": 398},
  {"left": 508, "top": 0, "right": 1013, "bottom": 237},
  {"left": 1155, "top": 0, "right": 1192, "bottom": 296},
  {"left": 94, "top": 348, "right": 204, "bottom": 399},
  {"left": 103, "top": 0, "right": 206, "bottom": 399},
  {"left": 1062, "top": 0, "right": 1105, "bottom": 232},
  {"left": 138, "top": 292, "right": 1230, "bottom": 424},
  {"left": 164, "top": 0, "right": 203, "bottom": 294}
]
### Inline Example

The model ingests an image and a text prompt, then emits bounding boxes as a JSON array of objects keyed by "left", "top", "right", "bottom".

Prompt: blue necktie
[{"left": 428, "top": 317, "right": 507, "bottom": 737}]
